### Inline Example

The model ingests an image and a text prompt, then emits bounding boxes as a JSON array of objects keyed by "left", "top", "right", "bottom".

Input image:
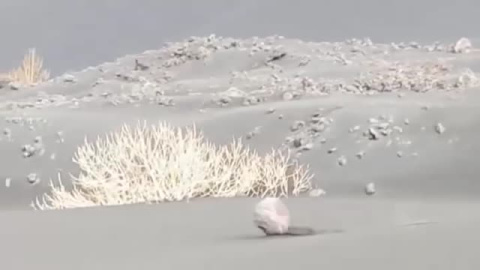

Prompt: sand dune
[{"left": 1, "top": 32, "right": 480, "bottom": 269}]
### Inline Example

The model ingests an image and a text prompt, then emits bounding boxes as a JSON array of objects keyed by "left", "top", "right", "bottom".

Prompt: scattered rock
[
  {"left": 62, "top": 74, "right": 77, "bottom": 83},
  {"left": 327, "top": 147, "right": 337, "bottom": 154},
  {"left": 368, "top": 118, "right": 379, "bottom": 124},
  {"left": 3, "top": 128, "right": 11, "bottom": 138},
  {"left": 337, "top": 156, "right": 347, "bottom": 166},
  {"left": 9, "top": 82, "right": 21, "bottom": 90},
  {"left": 451, "top": 37, "right": 472, "bottom": 54},
  {"left": 34, "top": 136, "right": 42, "bottom": 144},
  {"left": 434, "top": 123, "right": 446, "bottom": 134},
  {"left": 246, "top": 126, "right": 262, "bottom": 139},
  {"left": 309, "top": 188, "right": 326, "bottom": 197},
  {"left": 216, "top": 96, "right": 231, "bottom": 106},
  {"left": 267, "top": 52, "right": 287, "bottom": 62},
  {"left": 243, "top": 96, "right": 262, "bottom": 106},
  {"left": 157, "top": 97, "right": 175, "bottom": 106},
  {"left": 5, "top": 178, "right": 11, "bottom": 188},
  {"left": 365, "top": 182, "right": 376, "bottom": 195},
  {"left": 266, "top": 108, "right": 276, "bottom": 114},
  {"left": 27, "top": 173, "right": 39, "bottom": 185},
  {"left": 393, "top": 126, "right": 403, "bottom": 133},
  {"left": 367, "top": 128, "right": 380, "bottom": 140},
  {"left": 293, "top": 138, "right": 305, "bottom": 148},
  {"left": 282, "top": 92, "right": 294, "bottom": 101},
  {"left": 22, "top": 144, "right": 37, "bottom": 158},
  {"left": 56, "top": 131, "right": 64, "bottom": 143},
  {"left": 349, "top": 125, "right": 361, "bottom": 133},
  {"left": 356, "top": 151, "right": 365, "bottom": 159},
  {"left": 301, "top": 143, "right": 314, "bottom": 151},
  {"left": 134, "top": 59, "right": 149, "bottom": 71},
  {"left": 290, "top": 121, "right": 305, "bottom": 131},
  {"left": 310, "top": 123, "right": 326, "bottom": 133},
  {"left": 299, "top": 57, "right": 311, "bottom": 67}
]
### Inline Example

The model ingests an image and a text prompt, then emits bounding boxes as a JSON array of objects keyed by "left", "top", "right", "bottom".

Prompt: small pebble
[
  {"left": 266, "top": 108, "right": 276, "bottom": 114},
  {"left": 62, "top": 74, "right": 77, "bottom": 83},
  {"left": 301, "top": 143, "right": 314, "bottom": 151},
  {"left": 368, "top": 118, "right": 379, "bottom": 124},
  {"left": 349, "top": 125, "right": 361, "bottom": 133},
  {"left": 310, "top": 124, "right": 326, "bottom": 133},
  {"left": 22, "top": 144, "right": 36, "bottom": 158},
  {"left": 393, "top": 126, "right": 403, "bottom": 133},
  {"left": 367, "top": 128, "right": 380, "bottom": 140},
  {"left": 3, "top": 128, "right": 11, "bottom": 136},
  {"left": 293, "top": 138, "right": 304, "bottom": 148},
  {"left": 5, "top": 178, "right": 11, "bottom": 188},
  {"left": 27, "top": 173, "right": 39, "bottom": 185},
  {"left": 34, "top": 136, "right": 42, "bottom": 144},
  {"left": 246, "top": 126, "right": 262, "bottom": 139},
  {"left": 356, "top": 151, "right": 365, "bottom": 159},
  {"left": 282, "top": 92, "right": 293, "bottom": 101},
  {"left": 434, "top": 123, "right": 446, "bottom": 134},
  {"left": 290, "top": 121, "right": 305, "bottom": 131},
  {"left": 309, "top": 188, "right": 326, "bottom": 197},
  {"left": 337, "top": 156, "right": 348, "bottom": 166},
  {"left": 365, "top": 182, "right": 376, "bottom": 195},
  {"left": 327, "top": 147, "right": 337, "bottom": 154},
  {"left": 56, "top": 131, "right": 64, "bottom": 143}
]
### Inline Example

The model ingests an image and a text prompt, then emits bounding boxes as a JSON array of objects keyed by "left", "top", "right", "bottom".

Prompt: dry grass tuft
[
  {"left": 1, "top": 48, "right": 50, "bottom": 86},
  {"left": 33, "top": 121, "right": 314, "bottom": 210}
]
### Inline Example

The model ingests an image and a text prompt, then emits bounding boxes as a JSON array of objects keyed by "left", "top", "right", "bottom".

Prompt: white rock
[
  {"left": 62, "top": 74, "right": 77, "bottom": 83},
  {"left": 5, "top": 178, "right": 11, "bottom": 188},
  {"left": 365, "top": 182, "right": 376, "bottom": 195},
  {"left": 253, "top": 197, "right": 290, "bottom": 235},
  {"left": 452, "top": 37, "right": 472, "bottom": 53},
  {"left": 434, "top": 123, "right": 446, "bottom": 134},
  {"left": 309, "top": 188, "right": 326, "bottom": 197},
  {"left": 27, "top": 173, "right": 39, "bottom": 185},
  {"left": 9, "top": 82, "right": 21, "bottom": 90},
  {"left": 337, "top": 156, "right": 348, "bottom": 166},
  {"left": 282, "top": 92, "right": 293, "bottom": 101}
]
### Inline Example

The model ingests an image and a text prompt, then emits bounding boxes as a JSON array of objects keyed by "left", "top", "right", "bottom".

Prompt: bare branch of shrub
[{"left": 33, "top": 121, "right": 314, "bottom": 210}]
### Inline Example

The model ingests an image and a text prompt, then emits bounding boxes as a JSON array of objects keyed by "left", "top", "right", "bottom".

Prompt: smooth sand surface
[
  {"left": 1, "top": 34, "right": 480, "bottom": 269},
  {"left": 1, "top": 198, "right": 480, "bottom": 269}
]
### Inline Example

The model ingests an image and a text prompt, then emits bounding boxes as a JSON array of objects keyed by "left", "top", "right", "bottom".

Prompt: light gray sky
[{"left": 0, "top": 0, "right": 477, "bottom": 75}]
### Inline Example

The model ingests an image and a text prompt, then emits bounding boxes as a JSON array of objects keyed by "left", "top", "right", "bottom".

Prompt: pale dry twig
[{"left": 33, "top": 121, "right": 314, "bottom": 210}]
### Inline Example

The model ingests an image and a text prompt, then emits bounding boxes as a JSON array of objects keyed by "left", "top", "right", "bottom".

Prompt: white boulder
[{"left": 253, "top": 197, "right": 290, "bottom": 235}]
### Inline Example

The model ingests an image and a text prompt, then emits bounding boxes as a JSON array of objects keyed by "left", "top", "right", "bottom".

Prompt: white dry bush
[
  {"left": 33, "top": 121, "right": 313, "bottom": 210},
  {"left": 1, "top": 48, "right": 50, "bottom": 86}
]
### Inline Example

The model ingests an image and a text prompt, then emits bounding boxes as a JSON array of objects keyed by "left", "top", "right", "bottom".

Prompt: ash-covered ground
[{"left": 1, "top": 35, "right": 480, "bottom": 270}]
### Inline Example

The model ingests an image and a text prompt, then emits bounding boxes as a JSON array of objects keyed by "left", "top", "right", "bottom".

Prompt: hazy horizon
[{"left": 1, "top": 0, "right": 478, "bottom": 75}]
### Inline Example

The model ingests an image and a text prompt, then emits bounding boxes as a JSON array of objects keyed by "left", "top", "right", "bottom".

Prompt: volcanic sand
[{"left": 1, "top": 35, "right": 480, "bottom": 269}]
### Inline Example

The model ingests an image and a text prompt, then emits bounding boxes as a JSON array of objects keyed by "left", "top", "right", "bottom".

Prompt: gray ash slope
[{"left": 1, "top": 35, "right": 480, "bottom": 209}]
